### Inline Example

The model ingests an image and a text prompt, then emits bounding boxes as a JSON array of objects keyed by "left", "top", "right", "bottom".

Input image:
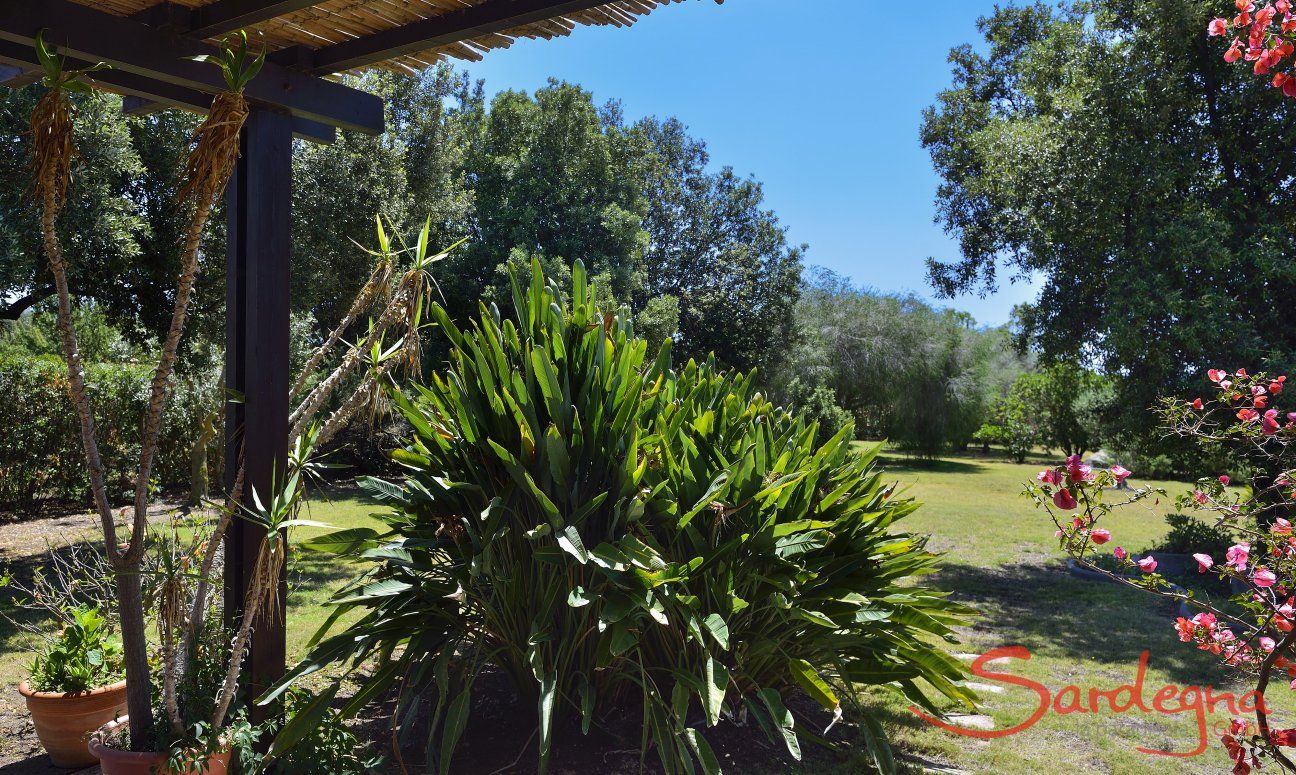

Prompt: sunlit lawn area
[
  {"left": 861, "top": 446, "right": 1292, "bottom": 775},
  {"left": 2, "top": 450, "right": 1283, "bottom": 773}
]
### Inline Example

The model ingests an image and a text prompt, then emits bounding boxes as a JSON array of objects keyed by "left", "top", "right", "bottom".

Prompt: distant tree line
[
  {"left": 765, "top": 267, "right": 1112, "bottom": 461},
  {"left": 0, "top": 68, "right": 802, "bottom": 376}
]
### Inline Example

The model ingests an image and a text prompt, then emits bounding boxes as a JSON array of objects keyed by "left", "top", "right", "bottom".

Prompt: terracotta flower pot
[
  {"left": 18, "top": 678, "right": 128, "bottom": 768},
  {"left": 88, "top": 718, "right": 231, "bottom": 775}
]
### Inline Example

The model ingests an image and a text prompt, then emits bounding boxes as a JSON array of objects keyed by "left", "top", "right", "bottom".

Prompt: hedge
[{"left": 0, "top": 354, "right": 214, "bottom": 509}]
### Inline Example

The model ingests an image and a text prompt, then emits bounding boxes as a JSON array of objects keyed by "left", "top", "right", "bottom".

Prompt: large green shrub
[
  {"left": 0, "top": 354, "right": 211, "bottom": 508},
  {"left": 272, "top": 263, "right": 973, "bottom": 774}
]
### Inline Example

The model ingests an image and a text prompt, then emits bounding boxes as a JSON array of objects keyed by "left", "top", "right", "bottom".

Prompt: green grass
[
  {"left": 4, "top": 453, "right": 1288, "bottom": 773},
  {"left": 861, "top": 446, "right": 1291, "bottom": 775},
  {"left": 287, "top": 490, "right": 384, "bottom": 660}
]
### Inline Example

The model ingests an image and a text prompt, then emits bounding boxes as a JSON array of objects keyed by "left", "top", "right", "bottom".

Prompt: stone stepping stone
[
  {"left": 945, "top": 713, "right": 996, "bottom": 730},
  {"left": 962, "top": 681, "right": 1005, "bottom": 694},
  {"left": 954, "top": 652, "right": 1011, "bottom": 665}
]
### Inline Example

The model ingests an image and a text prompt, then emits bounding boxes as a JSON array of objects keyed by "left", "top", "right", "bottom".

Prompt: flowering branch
[{"left": 1028, "top": 369, "right": 1296, "bottom": 773}]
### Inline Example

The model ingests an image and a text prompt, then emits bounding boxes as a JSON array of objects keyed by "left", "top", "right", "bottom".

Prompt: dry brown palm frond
[
  {"left": 179, "top": 91, "right": 247, "bottom": 206},
  {"left": 30, "top": 89, "right": 74, "bottom": 209}
]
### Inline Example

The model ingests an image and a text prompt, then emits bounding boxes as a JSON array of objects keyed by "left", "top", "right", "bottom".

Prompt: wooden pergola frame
[{"left": 2, "top": 0, "right": 695, "bottom": 717}]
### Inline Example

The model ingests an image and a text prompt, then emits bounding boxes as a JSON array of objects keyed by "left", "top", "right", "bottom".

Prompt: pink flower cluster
[
  {"left": 1037, "top": 454, "right": 1130, "bottom": 513},
  {"left": 1030, "top": 367, "right": 1296, "bottom": 768},
  {"left": 1210, "top": 1, "right": 1296, "bottom": 98},
  {"left": 1201, "top": 369, "right": 1293, "bottom": 436}
]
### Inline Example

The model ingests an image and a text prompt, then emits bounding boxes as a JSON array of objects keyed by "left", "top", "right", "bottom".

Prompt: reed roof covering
[{"left": 76, "top": 0, "right": 699, "bottom": 75}]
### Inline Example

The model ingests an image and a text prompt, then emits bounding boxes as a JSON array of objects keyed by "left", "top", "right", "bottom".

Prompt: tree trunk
[{"left": 115, "top": 568, "right": 154, "bottom": 748}]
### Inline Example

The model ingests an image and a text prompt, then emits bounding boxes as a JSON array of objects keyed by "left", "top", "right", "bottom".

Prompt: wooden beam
[
  {"left": 0, "top": 38, "right": 334, "bottom": 143},
  {"left": 308, "top": 0, "right": 611, "bottom": 74},
  {"left": 184, "top": 0, "right": 328, "bottom": 41},
  {"left": 224, "top": 106, "right": 292, "bottom": 722},
  {"left": 0, "top": 0, "right": 383, "bottom": 134},
  {"left": 120, "top": 95, "right": 335, "bottom": 144}
]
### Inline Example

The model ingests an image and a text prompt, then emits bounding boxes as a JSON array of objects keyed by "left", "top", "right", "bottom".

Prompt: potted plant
[
  {"left": 18, "top": 605, "right": 127, "bottom": 768},
  {"left": 23, "top": 27, "right": 435, "bottom": 771}
]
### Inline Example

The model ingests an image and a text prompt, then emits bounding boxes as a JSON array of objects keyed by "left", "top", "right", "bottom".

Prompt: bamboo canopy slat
[{"left": 68, "top": 0, "right": 698, "bottom": 75}]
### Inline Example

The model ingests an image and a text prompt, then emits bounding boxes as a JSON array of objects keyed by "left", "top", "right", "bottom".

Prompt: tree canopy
[
  {"left": 1, "top": 70, "right": 802, "bottom": 375},
  {"left": 923, "top": 0, "right": 1296, "bottom": 447}
]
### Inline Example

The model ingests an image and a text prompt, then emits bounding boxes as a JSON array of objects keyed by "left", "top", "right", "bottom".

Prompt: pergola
[{"left": 0, "top": 0, "right": 699, "bottom": 708}]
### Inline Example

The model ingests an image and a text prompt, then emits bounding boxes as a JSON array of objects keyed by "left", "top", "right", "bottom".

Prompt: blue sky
[{"left": 459, "top": 0, "right": 1041, "bottom": 327}]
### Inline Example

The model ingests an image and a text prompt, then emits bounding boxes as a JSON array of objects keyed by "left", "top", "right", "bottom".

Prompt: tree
[
  {"left": 292, "top": 67, "right": 478, "bottom": 336},
  {"left": 1014, "top": 362, "right": 1105, "bottom": 456},
  {"left": 629, "top": 117, "right": 803, "bottom": 371},
  {"left": 1, "top": 71, "right": 804, "bottom": 380},
  {"left": 922, "top": 0, "right": 1296, "bottom": 451},
  {"left": 446, "top": 80, "right": 649, "bottom": 323},
  {"left": 775, "top": 267, "right": 1026, "bottom": 457},
  {"left": 0, "top": 88, "right": 143, "bottom": 323}
]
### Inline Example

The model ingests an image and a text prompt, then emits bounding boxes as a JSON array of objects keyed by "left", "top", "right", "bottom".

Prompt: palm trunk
[
  {"left": 34, "top": 88, "right": 155, "bottom": 748},
  {"left": 116, "top": 561, "right": 155, "bottom": 747},
  {"left": 291, "top": 262, "right": 389, "bottom": 398}
]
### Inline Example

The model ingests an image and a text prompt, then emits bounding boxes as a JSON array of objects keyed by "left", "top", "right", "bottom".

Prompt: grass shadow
[
  {"left": 928, "top": 560, "right": 1224, "bottom": 685},
  {"left": 878, "top": 456, "right": 988, "bottom": 475}
]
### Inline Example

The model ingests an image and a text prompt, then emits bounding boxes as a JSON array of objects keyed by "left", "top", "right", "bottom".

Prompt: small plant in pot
[
  {"left": 19, "top": 605, "right": 127, "bottom": 768},
  {"left": 27, "top": 25, "right": 433, "bottom": 772}
]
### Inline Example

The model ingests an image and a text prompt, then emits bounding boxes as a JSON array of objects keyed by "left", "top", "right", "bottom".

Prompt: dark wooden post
[{"left": 224, "top": 106, "right": 292, "bottom": 720}]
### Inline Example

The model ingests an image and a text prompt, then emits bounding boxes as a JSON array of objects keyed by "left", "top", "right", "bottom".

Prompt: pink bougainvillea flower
[
  {"left": 1274, "top": 518, "right": 1293, "bottom": 535},
  {"left": 1111, "top": 465, "right": 1132, "bottom": 483},
  {"left": 1192, "top": 397, "right": 1204, "bottom": 410},
  {"left": 1209, "top": 368, "right": 1228, "bottom": 383},
  {"left": 1255, "top": 568, "right": 1278, "bottom": 587},
  {"left": 1194, "top": 490, "right": 1209, "bottom": 505},
  {"left": 1065, "top": 454, "right": 1093, "bottom": 483},
  {"left": 1138, "top": 556, "right": 1158, "bottom": 573},
  {"left": 1238, "top": 408, "right": 1259, "bottom": 422},
  {"left": 1114, "top": 546, "right": 1127, "bottom": 561},
  {"left": 1227, "top": 542, "right": 1251, "bottom": 572},
  {"left": 1194, "top": 553, "right": 1215, "bottom": 572},
  {"left": 1053, "top": 489, "right": 1078, "bottom": 510},
  {"left": 1091, "top": 528, "right": 1111, "bottom": 545},
  {"left": 1037, "top": 469, "right": 1062, "bottom": 486},
  {"left": 1280, "top": 604, "right": 1295, "bottom": 632},
  {"left": 1220, "top": 474, "right": 1231, "bottom": 485},
  {"left": 1264, "top": 409, "right": 1280, "bottom": 435},
  {"left": 1261, "top": 636, "right": 1278, "bottom": 652},
  {"left": 1209, "top": 17, "right": 1230, "bottom": 35},
  {"left": 1273, "top": 381, "right": 1285, "bottom": 396}
]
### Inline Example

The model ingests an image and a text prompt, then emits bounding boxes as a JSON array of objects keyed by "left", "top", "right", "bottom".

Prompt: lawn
[
  {"left": 861, "top": 446, "right": 1290, "bottom": 775},
  {"left": 1, "top": 451, "right": 1287, "bottom": 773}
]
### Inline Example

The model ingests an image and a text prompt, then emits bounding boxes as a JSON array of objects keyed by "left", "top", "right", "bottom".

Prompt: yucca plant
[
  {"left": 269, "top": 262, "right": 974, "bottom": 774},
  {"left": 636, "top": 360, "right": 976, "bottom": 771}
]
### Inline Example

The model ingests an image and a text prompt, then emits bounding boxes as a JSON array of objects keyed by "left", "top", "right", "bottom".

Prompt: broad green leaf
[
  {"left": 438, "top": 689, "right": 471, "bottom": 775},
  {"left": 299, "top": 527, "right": 380, "bottom": 554},
  {"left": 758, "top": 688, "right": 800, "bottom": 760},
  {"left": 702, "top": 613, "right": 730, "bottom": 650},
  {"left": 557, "top": 525, "right": 589, "bottom": 564},
  {"left": 702, "top": 656, "right": 729, "bottom": 726},
  {"left": 788, "top": 658, "right": 839, "bottom": 711}
]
